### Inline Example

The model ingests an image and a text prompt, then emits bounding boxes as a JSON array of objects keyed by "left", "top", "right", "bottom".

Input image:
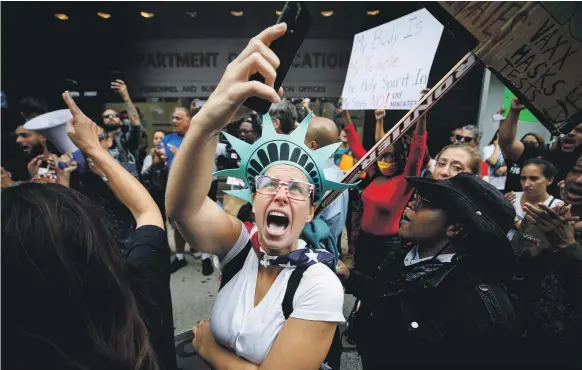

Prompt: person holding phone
[
  {"left": 166, "top": 22, "right": 351, "bottom": 370},
  {"left": 141, "top": 130, "right": 166, "bottom": 176}
]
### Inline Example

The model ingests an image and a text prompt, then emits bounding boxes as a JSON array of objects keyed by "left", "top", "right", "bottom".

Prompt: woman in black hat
[{"left": 337, "top": 172, "right": 523, "bottom": 368}]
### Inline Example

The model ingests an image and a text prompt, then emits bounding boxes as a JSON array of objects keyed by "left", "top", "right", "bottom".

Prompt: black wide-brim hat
[{"left": 405, "top": 172, "right": 516, "bottom": 263}]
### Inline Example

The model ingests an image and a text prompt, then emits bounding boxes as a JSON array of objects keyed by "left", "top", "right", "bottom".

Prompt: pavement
[{"left": 167, "top": 224, "right": 363, "bottom": 370}]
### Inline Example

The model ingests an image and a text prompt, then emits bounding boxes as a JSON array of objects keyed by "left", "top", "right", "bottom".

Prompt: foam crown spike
[{"left": 213, "top": 112, "right": 359, "bottom": 205}]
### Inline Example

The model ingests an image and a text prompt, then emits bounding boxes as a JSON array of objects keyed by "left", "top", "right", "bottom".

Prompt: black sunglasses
[
  {"left": 102, "top": 114, "right": 118, "bottom": 119},
  {"left": 456, "top": 134, "right": 474, "bottom": 143}
]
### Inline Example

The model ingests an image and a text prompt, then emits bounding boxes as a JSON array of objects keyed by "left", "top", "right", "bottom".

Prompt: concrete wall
[{"left": 477, "top": 70, "right": 552, "bottom": 152}]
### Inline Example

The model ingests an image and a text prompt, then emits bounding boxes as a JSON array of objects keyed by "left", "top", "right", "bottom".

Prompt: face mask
[{"left": 377, "top": 160, "right": 395, "bottom": 172}]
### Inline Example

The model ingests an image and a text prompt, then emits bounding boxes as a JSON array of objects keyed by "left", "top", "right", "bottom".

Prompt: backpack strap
[
  {"left": 282, "top": 266, "right": 308, "bottom": 319},
  {"left": 282, "top": 265, "right": 343, "bottom": 369},
  {"left": 219, "top": 241, "right": 252, "bottom": 291}
]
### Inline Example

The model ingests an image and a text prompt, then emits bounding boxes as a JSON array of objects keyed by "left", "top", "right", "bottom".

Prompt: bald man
[{"left": 304, "top": 117, "right": 350, "bottom": 246}]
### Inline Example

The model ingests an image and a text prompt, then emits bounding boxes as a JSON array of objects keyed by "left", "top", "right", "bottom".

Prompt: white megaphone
[{"left": 24, "top": 109, "right": 87, "bottom": 173}]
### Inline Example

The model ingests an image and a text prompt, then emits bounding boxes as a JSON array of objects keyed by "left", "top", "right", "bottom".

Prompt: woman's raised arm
[{"left": 166, "top": 23, "right": 287, "bottom": 258}]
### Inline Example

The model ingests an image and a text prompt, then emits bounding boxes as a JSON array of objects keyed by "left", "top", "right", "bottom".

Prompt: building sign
[{"left": 125, "top": 39, "right": 352, "bottom": 98}]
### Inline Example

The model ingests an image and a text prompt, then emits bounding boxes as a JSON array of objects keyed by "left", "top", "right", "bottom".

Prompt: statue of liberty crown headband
[{"left": 213, "top": 112, "right": 359, "bottom": 205}]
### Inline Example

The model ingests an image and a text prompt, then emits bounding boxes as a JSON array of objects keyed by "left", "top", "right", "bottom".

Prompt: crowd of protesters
[{"left": 2, "top": 22, "right": 580, "bottom": 370}]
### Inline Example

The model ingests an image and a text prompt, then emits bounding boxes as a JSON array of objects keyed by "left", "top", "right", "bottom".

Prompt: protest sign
[
  {"left": 341, "top": 8, "right": 444, "bottom": 111},
  {"left": 431, "top": 1, "right": 582, "bottom": 134}
]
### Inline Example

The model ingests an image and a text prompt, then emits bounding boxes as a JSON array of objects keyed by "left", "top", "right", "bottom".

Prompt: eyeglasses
[
  {"left": 414, "top": 197, "right": 436, "bottom": 210},
  {"left": 102, "top": 114, "right": 118, "bottom": 119},
  {"left": 98, "top": 134, "right": 108, "bottom": 141},
  {"left": 254, "top": 175, "right": 314, "bottom": 201},
  {"left": 456, "top": 135, "right": 474, "bottom": 143}
]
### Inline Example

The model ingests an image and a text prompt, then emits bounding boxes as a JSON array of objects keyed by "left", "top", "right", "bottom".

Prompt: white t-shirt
[
  {"left": 513, "top": 192, "right": 564, "bottom": 221},
  {"left": 482, "top": 144, "right": 506, "bottom": 190},
  {"left": 210, "top": 225, "right": 345, "bottom": 365}
]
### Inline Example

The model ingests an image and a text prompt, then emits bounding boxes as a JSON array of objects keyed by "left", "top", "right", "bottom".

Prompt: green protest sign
[{"left": 503, "top": 88, "right": 539, "bottom": 123}]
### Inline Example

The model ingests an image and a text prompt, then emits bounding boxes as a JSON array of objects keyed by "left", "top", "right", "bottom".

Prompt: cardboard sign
[
  {"left": 341, "top": 8, "right": 444, "bottom": 111},
  {"left": 434, "top": 1, "right": 582, "bottom": 132}
]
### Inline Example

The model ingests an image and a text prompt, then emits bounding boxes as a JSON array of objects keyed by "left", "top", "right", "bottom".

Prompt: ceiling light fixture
[
  {"left": 321, "top": 10, "right": 334, "bottom": 17},
  {"left": 97, "top": 12, "right": 111, "bottom": 19},
  {"left": 186, "top": 12, "right": 198, "bottom": 18},
  {"left": 140, "top": 12, "right": 154, "bottom": 19},
  {"left": 230, "top": 10, "right": 243, "bottom": 17},
  {"left": 55, "top": 13, "right": 69, "bottom": 21},
  {"left": 366, "top": 10, "right": 380, "bottom": 16},
  {"left": 275, "top": 10, "right": 282, "bottom": 16}
]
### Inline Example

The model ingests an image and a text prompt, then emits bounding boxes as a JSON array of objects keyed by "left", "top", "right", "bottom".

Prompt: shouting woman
[
  {"left": 166, "top": 23, "right": 356, "bottom": 370},
  {"left": 339, "top": 100, "right": 426, "bottom": 298}
]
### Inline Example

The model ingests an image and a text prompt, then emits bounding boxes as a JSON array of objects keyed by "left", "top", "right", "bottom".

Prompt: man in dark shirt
[
  {"left": 499, "top": 98, "right": 582, "bottom": 197},
  {"left": 98, "top": 80, "right": 142, "bottom": 179}
]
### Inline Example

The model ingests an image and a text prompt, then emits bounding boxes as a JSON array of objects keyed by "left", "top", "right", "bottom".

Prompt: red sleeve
[
  {"left": 344, "top": 122, "right": 367, "bottom": 160},
  {"left": 480, "top": 161, "right": 489, "bottom": 177},
  {"left": 404, "top": 131, "right": 428, "bottom": 178},
  {"left": 344, "top": 122, "right": 377, "bottom": 177}
]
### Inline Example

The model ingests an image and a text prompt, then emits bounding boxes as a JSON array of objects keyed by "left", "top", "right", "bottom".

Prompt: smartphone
[
  {"left": 243, "top": 2, "right": 312, "bottom": 114},
  {"left": 37, "top": 160, "right": 50, "bottom": 177}
]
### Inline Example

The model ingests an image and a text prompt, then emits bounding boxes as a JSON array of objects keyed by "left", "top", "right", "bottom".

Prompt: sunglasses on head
[
  {"left": 456, "top": 135, "right": 474, "bottom": 143},
  {"left": 102, "top": 114, "right": 118, "bottom": 119}
]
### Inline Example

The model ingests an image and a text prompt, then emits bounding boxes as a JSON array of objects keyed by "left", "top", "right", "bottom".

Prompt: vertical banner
[{"left": 341, "top": 8, "right": 444, "bottom": 111}]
